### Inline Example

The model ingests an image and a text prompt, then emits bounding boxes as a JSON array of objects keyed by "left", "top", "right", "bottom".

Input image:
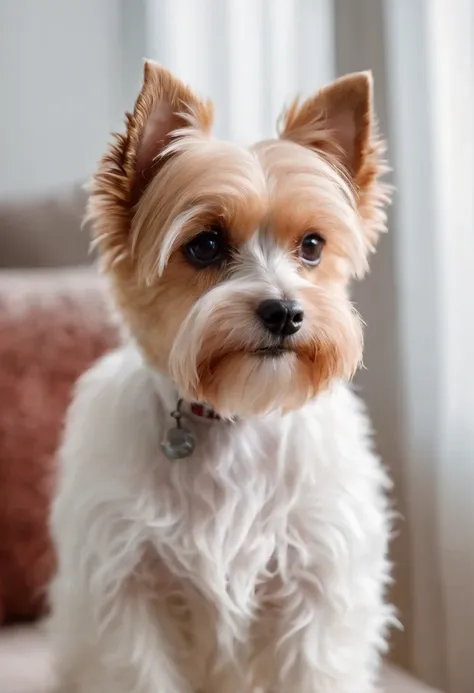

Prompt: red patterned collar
[{"left": 189, "top": 402, "right": 221, "bottom": 421}]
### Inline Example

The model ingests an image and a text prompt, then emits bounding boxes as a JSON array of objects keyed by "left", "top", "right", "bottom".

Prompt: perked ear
[
  {"left": 131, "top": 62, "right": 214, "bottom": 202},
  {"left": 279, "top": 72, "right": 390, "bottom": 250},
  {"left": 88, "top": 61, "right": 213, "bottom": 267},
  {"left": 279, "top": 71, "right": 374, "bottom": 178}
]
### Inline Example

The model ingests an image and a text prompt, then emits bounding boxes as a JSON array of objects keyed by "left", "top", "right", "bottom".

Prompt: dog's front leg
[
  {"left": 51, "top": 570, "right": 194, "bottom": 693},
  {"left": 252, "top": 573, "right": 383, "bottom": 693},
  {"left": 100, "top": 579, "right": 195, "bottom": 693}
]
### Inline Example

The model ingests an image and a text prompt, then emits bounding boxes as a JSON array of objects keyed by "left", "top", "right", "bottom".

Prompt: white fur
[{"left": 49, "top": 344, "right": 393, "bottom": 693}]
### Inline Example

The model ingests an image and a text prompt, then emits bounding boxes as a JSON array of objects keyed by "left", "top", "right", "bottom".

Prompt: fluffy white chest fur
[{"left": 50, "top": 345, "right": 393, "bottom": 693}]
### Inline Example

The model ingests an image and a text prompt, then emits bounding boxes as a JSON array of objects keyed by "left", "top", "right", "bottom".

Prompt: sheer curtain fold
[
  {"left": 384, "top": 1, "right": 474, "bottom": 690},
  {"left": 429, "top": 3, "right": 474, "bottom": 693},
  {"left": 143, "top": 0, "right": 334, "bottom": 142}
]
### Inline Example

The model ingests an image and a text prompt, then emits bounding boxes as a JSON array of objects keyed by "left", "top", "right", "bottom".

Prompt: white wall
[{"left": 0, "top": 0, "right": 125, "bottom": 200}]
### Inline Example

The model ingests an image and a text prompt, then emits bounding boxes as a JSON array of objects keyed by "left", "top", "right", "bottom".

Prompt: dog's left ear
[{"left": 279, "top": 72, "right": 389, "bottom": 252}]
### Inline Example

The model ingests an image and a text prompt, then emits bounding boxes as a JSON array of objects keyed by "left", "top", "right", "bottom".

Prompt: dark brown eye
[
  {"left": 184, "top": 228, "right": 227, "bottom": 267},
  {"left": 299, "top": 232, "right": 325, "bottom": 266}
]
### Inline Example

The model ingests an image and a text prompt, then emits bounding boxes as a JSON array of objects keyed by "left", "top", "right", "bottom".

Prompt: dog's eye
[
  {"left": 299, "top": 232, "right": 325, "bottom": 266},
  {"left": 184, "top": 228, "right": 227, "bottom": 268}
]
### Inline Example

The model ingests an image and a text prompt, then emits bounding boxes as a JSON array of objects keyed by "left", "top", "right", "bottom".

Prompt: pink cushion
[{"left": 0, "top": 269, "right": 117, "bottom": 623}]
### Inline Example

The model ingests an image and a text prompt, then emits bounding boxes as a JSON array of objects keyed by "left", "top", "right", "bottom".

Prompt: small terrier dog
[{"left": 50, "top": 62, "right": 393, "bottom": 693}]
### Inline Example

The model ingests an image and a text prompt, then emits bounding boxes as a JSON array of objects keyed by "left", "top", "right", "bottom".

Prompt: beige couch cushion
[
  {"left": 0, "top": 184, "right": 89, "bottom": 269},
  {"left": 0, "top": 626, "right": 54, "bottom": 693},
  {"left": 0, "top": 625, "right": 441, "bottom": 693}
]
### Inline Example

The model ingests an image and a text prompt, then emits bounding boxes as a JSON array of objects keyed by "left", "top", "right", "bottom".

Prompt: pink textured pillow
[{"left": 0, "top": 270, "right": 117, "bottom": 623}]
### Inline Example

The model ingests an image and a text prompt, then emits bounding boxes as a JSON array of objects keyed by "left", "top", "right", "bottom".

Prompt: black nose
[{"left": 257, "top": 299, "right": 304, "bottom": 336}]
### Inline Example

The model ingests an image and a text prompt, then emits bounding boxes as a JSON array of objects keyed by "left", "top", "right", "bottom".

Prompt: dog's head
[{"left": 88, "top": 62, "right": 389, "bottom": 417}]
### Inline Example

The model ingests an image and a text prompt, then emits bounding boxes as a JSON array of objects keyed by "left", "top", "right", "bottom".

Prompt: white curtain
[
  {"left": 144, "top": 0, "right": 334, "bottom": 142},
  {"left": 385, "top": 1, "right": 474, "bottom": 691},
  {"left": 137, "top": 2, "right": 474, "bottom": 691}
]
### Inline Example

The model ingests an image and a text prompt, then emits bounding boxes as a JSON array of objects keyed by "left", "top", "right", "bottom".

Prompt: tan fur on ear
[
  {"left": 279, "top": 72, "right": 390, "bottom": 251},
  {"left": 87, "top": 61, "right": 213, "bottom": 269}
]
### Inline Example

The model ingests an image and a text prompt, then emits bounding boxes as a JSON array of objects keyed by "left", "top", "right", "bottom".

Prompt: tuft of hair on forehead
[
  {"left": 86, "top": 61, "right": 214, "bottom": 271},
  {"left": 131, "top": 136, "right": 267, "bottom": 285},
  {"left": 254, "top": 138, "right": 369, "bottom": 278},
  {"left": 279, "top": 71, "right": 391, "bottom": 255}
]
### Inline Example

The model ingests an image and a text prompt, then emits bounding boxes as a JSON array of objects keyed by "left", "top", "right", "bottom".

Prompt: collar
[
  {"left": 183, "top": 398, "right": 237, "bottom": 424},
  {"left": 188, "top": 402, "right": 221, "bottom": 421},
  {"left": 147, "top": 366, "right": 231, "bottom": 424}
]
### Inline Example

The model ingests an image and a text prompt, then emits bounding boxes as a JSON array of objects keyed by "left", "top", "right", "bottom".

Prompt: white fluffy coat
[{"left": 50, "top": 344, "right": 393, "bottom": 693}]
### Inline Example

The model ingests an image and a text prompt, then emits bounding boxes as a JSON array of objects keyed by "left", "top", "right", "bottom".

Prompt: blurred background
[{"left": 0, "top": 2, "right": 473, "bottom": 692}]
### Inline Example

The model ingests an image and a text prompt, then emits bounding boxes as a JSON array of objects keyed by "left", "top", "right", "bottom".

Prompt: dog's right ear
[
  {"left": 131, "top": 62, "right": 214, "bottom": 204},
  {"left": 88, "top": 62, "right": 213, "bottom": 267}
]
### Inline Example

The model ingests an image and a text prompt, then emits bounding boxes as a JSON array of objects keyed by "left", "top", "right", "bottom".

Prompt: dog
[{"left": 49, "top": 61, "right": 394, "bottom": 693}]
